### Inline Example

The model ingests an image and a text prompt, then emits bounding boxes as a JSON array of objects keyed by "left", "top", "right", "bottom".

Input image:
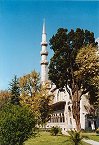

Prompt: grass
[
  {"left": 24, "top": 131, "right": 90, "bottom": 145},
  {"left": 82, "top": 132, "right": 99, "bottom": 142}
]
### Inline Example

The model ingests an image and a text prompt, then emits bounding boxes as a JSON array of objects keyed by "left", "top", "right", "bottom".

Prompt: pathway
[{"left": 83, "top": 139, "right": 99, "bottom": 145}]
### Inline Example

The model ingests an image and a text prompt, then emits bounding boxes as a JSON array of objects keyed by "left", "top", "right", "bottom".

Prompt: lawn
[
  {"left": 24, "top": 131, "right": 90, "bottom": 145},
  {"left": 82, "top": 133, "right": 99, "bottom": 142}
]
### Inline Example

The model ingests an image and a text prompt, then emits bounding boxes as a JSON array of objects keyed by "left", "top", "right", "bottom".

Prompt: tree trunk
[
  {"left": 72, "top": 85, "right": 81, "bottom": 131},
  {"left": 70, "top": 65, "right": 81, "bottom": 131}
]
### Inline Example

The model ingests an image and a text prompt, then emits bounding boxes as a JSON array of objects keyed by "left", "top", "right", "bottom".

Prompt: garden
[
  {"left": 25, "top": 131, "right": 91, "bottom": 145},
  {"left": 0, "top": 27, "right": 99, "bottom": 145}
]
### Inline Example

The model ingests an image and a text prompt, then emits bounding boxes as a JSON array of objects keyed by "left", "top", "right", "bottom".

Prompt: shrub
[
  {"left": 50, "top": 126, "right": 62, "bottom": 136},
  {"left": 96, "top": 128, "right": 99, "bottom": 134},
  {"left": 0, "top": 103, "right": 37, "bottom": 145},
  {"left": 68, "top": 130, "right": 84, "bottom": 145}
]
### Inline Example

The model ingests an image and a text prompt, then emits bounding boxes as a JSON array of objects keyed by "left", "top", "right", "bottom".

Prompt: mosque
[{"left": 40, "top": 21, "right": 99, "bottom": 133}]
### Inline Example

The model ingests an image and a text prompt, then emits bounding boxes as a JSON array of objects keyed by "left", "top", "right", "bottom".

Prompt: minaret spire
[
  {"left": 40, "top": 20, "right": 48, "bottom": 84},
  {"left": 42, "top": 19, "right": 46, "bottom": 34}
]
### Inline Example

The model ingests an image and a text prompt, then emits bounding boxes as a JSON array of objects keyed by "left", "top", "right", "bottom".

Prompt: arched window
[
  {"left": 68, "top": 106, "right": 71, "bottom": 112},
  {"left": 62, "top": 113, "right": 65, "bottom": 122},
  {"left": 60, "top": 113, "right": 62, "bottom": 122},
  {"left": 88, "top": 121, "right": 91, "bottom": 127},
  {"left": 70, "top": 118, "right": 72, "bottom": 125}
]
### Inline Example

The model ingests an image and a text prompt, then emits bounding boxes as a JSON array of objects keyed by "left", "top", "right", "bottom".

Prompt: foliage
[
  {"left": 39, "top": 82, "right": 53, "bottom": 125},
  {"left": 50, "top": 126, "right": 62, "bottom": 136},
  {"left": 49, "top": 28, "right": 98, "bottom": 130},
  {"left": 68, "top": 130, "right": 86, "bottom": 145},
  {"left": 49, "top": 28, "right": 97, "bottom": 90},
  {"left": 96, "top": 128, "right": 99, "bottom": 134},
  {"left": 19, "top": 70, "right": 40, "bottom": 97},
  {"left": 0, "top": 90, "right": 11, "bottom": 108},
  {"left": 0, "top": 103, "right": 36, "bottom": 145},
  {"left": 19, "top": 71, "right": 52, "bottom": 125},
  {"left": 75, "top": 45, "right": 99, "bottom": 116},
  {"left": 9, "top": 75, "right": 20, "bottom": 105},
  {"left": 19, "top": 71, "right": 40, "bottom": 117},
  {"left": 75, "top": 45, "right": 99, "bottom": 103}
]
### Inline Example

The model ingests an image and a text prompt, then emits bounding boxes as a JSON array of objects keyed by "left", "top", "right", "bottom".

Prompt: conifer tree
[{"left": 9, "top": 75, "right": 20, "bottom": 105}]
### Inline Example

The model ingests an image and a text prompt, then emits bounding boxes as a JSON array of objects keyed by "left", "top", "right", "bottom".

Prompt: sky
[{"left": 0, "top": 0, "right": 99, "bottom": 90}]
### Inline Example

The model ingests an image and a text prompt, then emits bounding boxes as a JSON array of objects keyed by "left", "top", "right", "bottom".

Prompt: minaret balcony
[
  {"left": 41, "top": 42, "right": 48, "bottom": 46},
  {"left": 40, "top": 50, "right": 48, "bottom": 56},
  {"left": 40, "top": 60, "right": 48, "bottom": 65}
]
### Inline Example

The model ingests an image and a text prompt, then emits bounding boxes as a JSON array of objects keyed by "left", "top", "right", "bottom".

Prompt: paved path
[{"left": 83, "top": 139, "right": 99, "bottom": 145}]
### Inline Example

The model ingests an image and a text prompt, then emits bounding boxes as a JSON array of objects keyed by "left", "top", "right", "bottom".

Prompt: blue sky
[{"left": 0, "top": 1, "right": 99, "bottom": 90}]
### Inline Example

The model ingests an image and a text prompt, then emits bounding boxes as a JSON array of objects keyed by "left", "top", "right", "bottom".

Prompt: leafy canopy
[
  {"left": 75, "top": 45, "right": 99, "bottom": 104},
  {"left": 49, "top": 28, "right": 98, "bottom": 130},
  {"left": 19, "top": 71, "right": 52, "bottom": 125},
  {"left": 49, "top": 28, "right": 97, "bottom": 92},
  {"left": 0, "top": 103, "right": 36, "bottom": 145}
]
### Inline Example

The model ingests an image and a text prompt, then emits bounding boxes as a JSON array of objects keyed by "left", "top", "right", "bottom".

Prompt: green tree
[
  {"left": 0, "top": 103, "right": 36, "bottom": 145},
  {"left": 39, "top": 82, "right": 53, "bottom": 125},
  {"left": 0, "top": 90, "right": 10, "bottom": 108},
  {"left": 19, "top": 70, "right": 40, "bottom": 98},
  {"left": 75, "top": 45, "right": 99, "bottom": 106},
  {"left": 9, "top": 75, "right": 20, "bottom": 105},
  {"left": 19, "top": 71, "right": 52, "bottom": 126},
  {"left": 19, "top": 71, "right": 40, "bottom": 117},
  {"left": 49, "top": 28, "right": 98, "bottom": 130}
]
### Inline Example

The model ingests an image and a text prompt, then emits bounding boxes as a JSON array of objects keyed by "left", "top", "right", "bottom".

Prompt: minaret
[{"left": 40, "top": 20, "right": 48, "bottom": 84}]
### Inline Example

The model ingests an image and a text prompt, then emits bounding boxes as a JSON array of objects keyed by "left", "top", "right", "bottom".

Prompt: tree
[
  {"left": 19, "top": 71, "right": 52, "bottom": 125},
  {"left": 49, "top": 28, "right": 98, "bottom": 130},
  {"left": 19, "top": 71, "right": 40, "bottom": 117},
  {"left": 75, "top": 45, "right": 99, "bottom": 106},
  {"left": 19, "top": 70, "right": 40, "bottom": 98},
  {"left": 74, "top": 44, "right": 99, "bottom": 124},
  {"left": 0, "top": 103, "right": 36, "bottom": 145},
  {"left": 0, "top": 90, "right": 10, "bottom": 108},
  {"left": 38, "top": 82, "right": 53, "bottom": 125},
  {"left": 9, "top": 75, "right": 20, "bottom": 105}
]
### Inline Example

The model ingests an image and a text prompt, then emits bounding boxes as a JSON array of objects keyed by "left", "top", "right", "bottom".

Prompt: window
[
  {"left": 62, "top": 113, "right": 65, "bottom": 122},
  {"left": 70, "top": 118, "right": 72, "bottom": 125},
  {"left": 88, "top": 121, "right": 91, "bottom": 127}
]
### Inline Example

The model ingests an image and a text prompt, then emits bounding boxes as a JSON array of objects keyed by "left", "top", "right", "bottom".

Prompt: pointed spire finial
[{"left": 42, "top": 18, "right": 46, "bottom": 34}]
